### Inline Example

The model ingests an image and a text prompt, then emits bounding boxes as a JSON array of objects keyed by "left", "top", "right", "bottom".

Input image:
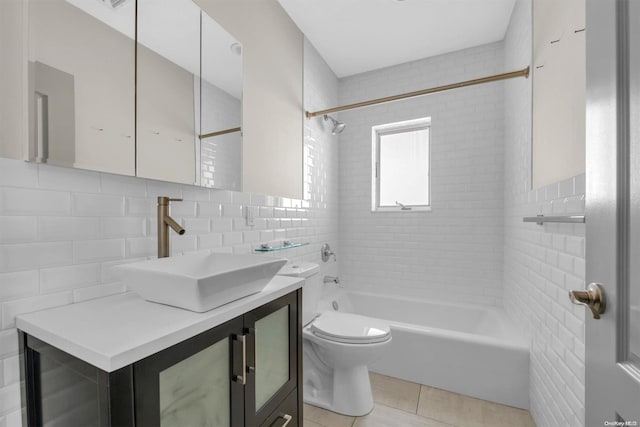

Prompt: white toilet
[{"left": 278, "top": 262, "right": 391, "bottom": 416}]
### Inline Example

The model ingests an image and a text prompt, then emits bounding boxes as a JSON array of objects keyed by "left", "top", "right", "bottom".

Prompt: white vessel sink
[{"left": 112, "top": 253, "right": 288, "bottom": 312}]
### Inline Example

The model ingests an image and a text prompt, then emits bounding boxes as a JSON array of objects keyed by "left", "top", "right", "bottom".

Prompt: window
[{"left": 372, "top": 117, "right": 431, "bottom": 212}]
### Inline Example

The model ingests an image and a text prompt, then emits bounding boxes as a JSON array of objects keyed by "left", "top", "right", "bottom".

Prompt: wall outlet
[{"left": 245, "top": 206, "right": 257, "bottom": 227}]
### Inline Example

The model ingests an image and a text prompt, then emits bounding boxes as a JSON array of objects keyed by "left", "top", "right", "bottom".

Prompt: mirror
[
  {"left": 136, "top": 0, "right": 243, "bottom": 187},
  {"left": 532, "top": 0, "right": 585, "bottom": 189},
  {"left": 196, "top": 12, "right": 243, "bottom": 191},
  {"left": 136, "top": 0, "right": 200, "bottom": 184},
  {"left": 196, "top": 0, "right": 304, "bottom": 199},
  {"left": 7, "top": 0, "right": 243, "bottom": 191},
  {"left": 26, "top": 0, "right": 135, "bottom": 175}
]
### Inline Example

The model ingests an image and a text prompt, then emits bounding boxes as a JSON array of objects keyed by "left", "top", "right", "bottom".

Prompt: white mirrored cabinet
[
  {"left": 136, "top": 0, "right": 201, "bottom": 184},
  {"left": 10, "top": 0, "right": 244, "bottom": 191},
  {"left": 27, "top": 0, "right": 136, "bottom": 175}
]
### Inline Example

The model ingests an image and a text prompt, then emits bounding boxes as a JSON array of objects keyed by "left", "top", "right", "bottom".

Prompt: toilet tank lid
[{"left": 278, "top": 262, "right": 319, "bottom": 278}]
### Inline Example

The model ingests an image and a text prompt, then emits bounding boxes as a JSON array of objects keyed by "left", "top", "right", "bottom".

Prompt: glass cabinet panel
[
  {"left": 254, "top": 305, "right": 290, "bottom": 411},
  {"left": 39, "top": 347, "right": 102, "bottom": 426},
  {"left": 159, "top": 337, "right": 230, "bottom": 427},
  {"left": 22, "top": 336, "right": 113, "bottom": 427}
]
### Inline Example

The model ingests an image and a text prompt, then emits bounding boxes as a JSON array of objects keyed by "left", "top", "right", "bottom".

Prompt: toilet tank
[{"left": 278, "top": 262, "right": 321, "bottom": 326}]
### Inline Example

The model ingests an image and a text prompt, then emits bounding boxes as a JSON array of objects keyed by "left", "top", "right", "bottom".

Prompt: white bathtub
[{"left": 318, "top": 289, "right": 530, "bottom": 409}]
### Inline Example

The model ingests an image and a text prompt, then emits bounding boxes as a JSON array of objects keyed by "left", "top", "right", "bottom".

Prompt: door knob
[{"left": 569, "top": 283, "right": 606, "bottom": 319}]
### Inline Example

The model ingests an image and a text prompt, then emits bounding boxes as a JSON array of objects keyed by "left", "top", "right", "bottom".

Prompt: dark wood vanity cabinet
[{"left": 20, "top": 290, "right": 302, "bottom": 427}]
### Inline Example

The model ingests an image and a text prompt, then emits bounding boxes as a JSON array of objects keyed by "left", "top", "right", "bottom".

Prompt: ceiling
[{"left": 277, "top": 0, "right": 517, "bottom": 78}]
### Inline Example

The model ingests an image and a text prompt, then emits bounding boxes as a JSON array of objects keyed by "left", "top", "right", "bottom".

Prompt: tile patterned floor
[{"left": 303, "top": 372, "right": 537, "bottom": 427}]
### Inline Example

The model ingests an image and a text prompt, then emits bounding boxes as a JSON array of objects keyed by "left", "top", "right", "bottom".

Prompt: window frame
[{"left": 371, "top": 117, "right": 432, "bottom": 213}]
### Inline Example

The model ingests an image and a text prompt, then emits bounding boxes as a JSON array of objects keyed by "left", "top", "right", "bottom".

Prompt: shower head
[{"left": 324, "top": 115, "right": 346, "bottom": 135}]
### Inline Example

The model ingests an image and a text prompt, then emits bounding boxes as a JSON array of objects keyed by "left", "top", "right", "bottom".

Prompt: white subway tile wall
[
  {"left": 0, "top": 41, "right": 338, "bottom": 426},
  {"left": 504, "top": 1, "right": 585, "bottom": 426},
  {"left": 338, "top": 42, "right": 505, "bottom": 306}
]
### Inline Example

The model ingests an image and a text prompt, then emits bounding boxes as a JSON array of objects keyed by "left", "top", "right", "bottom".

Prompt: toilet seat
[{"left": 310, "top": 311, "right": 391, "bottom": 344}]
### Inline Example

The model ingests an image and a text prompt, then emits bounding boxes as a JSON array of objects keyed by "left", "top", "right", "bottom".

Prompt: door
[
  {"left": 134, "top": 317, "right": 245, "bottom": 427},
  {"left": 586, "top": 0, "right": 640, "bottom": 425},
  {"left": 244, "top": 292, "right": 299, "bottom": 426}
]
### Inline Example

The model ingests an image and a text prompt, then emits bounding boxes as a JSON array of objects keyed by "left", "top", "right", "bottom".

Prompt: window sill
[{"left": 371, "top": 206, "right": 432, "bottom": 213}]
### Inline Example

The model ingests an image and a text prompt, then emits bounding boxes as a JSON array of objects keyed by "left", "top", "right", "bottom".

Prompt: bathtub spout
[{"left": 324, "top": 275, "right": 339, "bottom": 284}]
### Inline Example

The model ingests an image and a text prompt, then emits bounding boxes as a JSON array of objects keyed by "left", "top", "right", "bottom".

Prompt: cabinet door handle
[
  {"left": 244, "top": 327, "right": 255, "bottom": 375},
  {"left": 33, "top": 92, "right": 49, "bottom": 163},
  {"left": 232, "top": 333, "right": 247, "bottom": 385},
  {"left": 270, "top": 413, "right": 292, "bottom": 427}
]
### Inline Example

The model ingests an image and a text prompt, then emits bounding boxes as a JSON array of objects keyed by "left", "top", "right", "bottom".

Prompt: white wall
[
  {"left": 0, "top": 0, "right": 28, "bottom": 161},
  {"left": 0, "top": 43, "right": 338, "bottom": 427},
  {"left": 303, "top": 38, "right": 340, "bottom": 280},
  {"left": 503, "top": 0, "right": 586, "bottom": 426},
  {"left": 338, "top": 43, "right": 505, "bottom": 306}
]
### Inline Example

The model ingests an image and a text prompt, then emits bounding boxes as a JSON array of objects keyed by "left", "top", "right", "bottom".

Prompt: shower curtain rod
[
  {"left": 200, "top": 127, "right": 241, "bottom": 140},
  {"left": 305, "top": 66, "right": 530, "bottom": 119}
]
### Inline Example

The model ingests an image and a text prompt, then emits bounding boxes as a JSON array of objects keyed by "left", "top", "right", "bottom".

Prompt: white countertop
[{"left": 16, "top": 276, "right": 303, "bottom": 372}]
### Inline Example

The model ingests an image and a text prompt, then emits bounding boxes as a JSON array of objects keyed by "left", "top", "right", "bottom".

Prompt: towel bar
[{"left": 522, "top": 215, "right": 585, "bottom": 225}]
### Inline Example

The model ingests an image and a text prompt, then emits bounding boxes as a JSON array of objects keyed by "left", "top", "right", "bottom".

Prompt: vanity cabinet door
[
  {"left": 133, "top": 317, "right": 244, "bottom": 427},
  {"left": 244, "top": 291, "right": 300, "bottom": 426},
  {"left": 260, "top": 389, "right": 298, "bottom": 427},
  {"left": 20, "top": 334, "right": 131, "bottom": 427}
]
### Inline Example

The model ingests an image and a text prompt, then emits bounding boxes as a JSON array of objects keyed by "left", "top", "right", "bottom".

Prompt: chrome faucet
[
  {"left": 324, "top": 276, "right": 339, "bottom": 284},
  {"left": 157, "top": 196, "right": 185, "bottom": 258},
  {"left": 321, "top": 243, "right": 336, "bottom": 262}
]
